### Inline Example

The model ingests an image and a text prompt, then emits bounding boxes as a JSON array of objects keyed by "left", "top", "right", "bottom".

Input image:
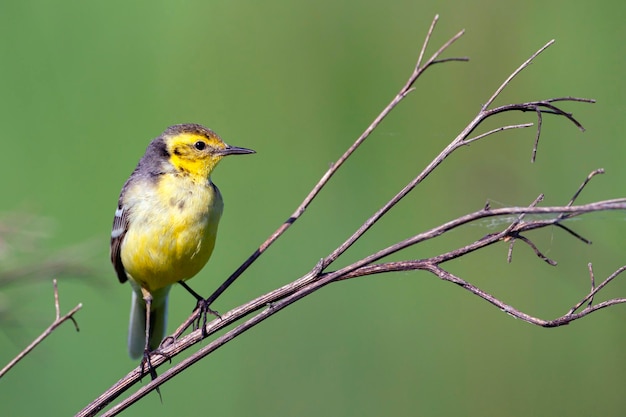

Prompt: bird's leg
[
  {"left": 142, "top": 288, "right": 153, "bottom": 354},
  {"left": 178, "top": 280, "right": 220, "bottom": 338},
  {"left": 139, "top": 288, "right": 159, "bottom": 384}
]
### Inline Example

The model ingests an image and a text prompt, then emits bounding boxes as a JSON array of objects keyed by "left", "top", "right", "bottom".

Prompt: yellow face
[{"left": 165, "top": 131, "right": 228, "bottom": 182}]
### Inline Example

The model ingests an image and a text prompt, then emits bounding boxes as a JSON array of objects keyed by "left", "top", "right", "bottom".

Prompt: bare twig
[
  {"left": 566, "top": 265, "right": 626, "bottom": 316},
  {"left": 421, "top": 263, "right": 626, "bottom": 328},
  {"left": 0, "top": 279, "right": 81, "bottom": 379},
  {"left": 464, "top": 123, "right": 533, "bottom": 145},
  {"left": 587, "top": 263, "right": 596, "bottom": 308},
  {"left": 481, "top": 40, "right": 554, "bottom": 111},
  {"left": 306, "top": 260, "right": 626, "bottom": 327},
  {"left": 532, "top": 106, "right": 542, "bottom": 162},
  {"left": 565, "top": 168, "right": 605, "bottom": 209},
  {"left": 200, "top": 14, "right": 468, "bottom": 311}
]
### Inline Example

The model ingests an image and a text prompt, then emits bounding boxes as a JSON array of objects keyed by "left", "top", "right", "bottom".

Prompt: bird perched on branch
[{"left": 110, "top": 123, "right": 254, "bottom": 359}]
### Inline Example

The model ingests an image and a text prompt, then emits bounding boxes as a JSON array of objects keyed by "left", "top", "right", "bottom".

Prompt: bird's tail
[{"left": 128, "top": 286, "right": 171, "bottom": 359}]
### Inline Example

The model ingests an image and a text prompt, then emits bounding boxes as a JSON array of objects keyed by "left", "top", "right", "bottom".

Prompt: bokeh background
[{"left": 1, "top": 1, "right": 625, "bottom": 416}]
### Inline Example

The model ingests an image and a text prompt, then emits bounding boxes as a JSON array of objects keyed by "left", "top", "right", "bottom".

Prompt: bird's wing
[{"left": 110, "top": 203, "right": 130, "bottom": 283}]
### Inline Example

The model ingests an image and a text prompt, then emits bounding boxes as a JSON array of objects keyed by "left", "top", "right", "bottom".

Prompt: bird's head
[{"left": 161, "top": 123, "right": 255, "bottom": 180}]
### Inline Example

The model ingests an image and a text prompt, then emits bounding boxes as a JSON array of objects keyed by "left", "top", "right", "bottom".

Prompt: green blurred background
[{"left": 1, "top": 1, "right": 625, "bottom": 416}]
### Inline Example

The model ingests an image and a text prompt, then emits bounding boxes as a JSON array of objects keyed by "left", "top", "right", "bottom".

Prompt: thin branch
[
  {"left": 587, "top": 263, "right": 596, "bottom": 309},
  {"left": 484, "top": 98, "right": 595, "bottom": 132},
  {"left": 464, "top": 123, "right": 533, "bottom": 145},
  {"left": 0, "top": 279, "right": 81, "bottom": 379},
  {"left": 566, "top": 168, "right": 605, "bottom": 208},
  {"left": 202, "top": 15, "right": 467, "bottom": 308},
  {"left": 532, "top": 106, "right": 542, "bottom": 162},
  {"left": 553, "top": 223, "right": 592, "bottom": 244},
  {"left": 566, "top": 265, "right": 626, "bottom": 316},
  {"left": 334, "top": 261, "right": 626, "bottom": 327},
  {"left": 482, "top": 39, "right": 554, "bottom": 111},
  {"left": 365, "top": 197, "right": 626, "bottom": 268},
  {"left": 513, "top": 234, "right": 557, "bottom": 266},
  {"left": 319, "top": 32, "right": 468, "bottom": 266},
  {"left": 415, "top": 13, "right": 440, "bottom": 69},
  {"left": 421, "top": 264, "right": 626, "bottom": 328}
]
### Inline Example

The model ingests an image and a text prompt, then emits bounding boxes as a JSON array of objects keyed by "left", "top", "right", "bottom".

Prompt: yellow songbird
[{"left": 110, "top": 123, "right": 254, "bottom": 359}]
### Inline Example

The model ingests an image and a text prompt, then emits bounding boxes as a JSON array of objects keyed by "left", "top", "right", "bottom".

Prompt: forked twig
[
  {"left": 201, "top": 15, "right": 467, "bottom": 315},
  {"left": 566, "top": 264, "right": 626, "bottom": 316},
  {"left": 0, "top": 280, "right": 81, "bottom": 379}
]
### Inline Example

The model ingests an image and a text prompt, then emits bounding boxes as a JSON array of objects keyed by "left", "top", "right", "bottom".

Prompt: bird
[{"left": 110, "top": 123, "right": 254, "bottom": 359}]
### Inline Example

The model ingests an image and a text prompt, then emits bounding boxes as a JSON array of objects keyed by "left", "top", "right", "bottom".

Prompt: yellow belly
[{"left": 120, "top": 174, "right": 223, "bottom": 292}]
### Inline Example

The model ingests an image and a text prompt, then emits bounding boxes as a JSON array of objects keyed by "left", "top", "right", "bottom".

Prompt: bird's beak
[{"left": 217, "top": 145, "right": 256, "bottom": 156}]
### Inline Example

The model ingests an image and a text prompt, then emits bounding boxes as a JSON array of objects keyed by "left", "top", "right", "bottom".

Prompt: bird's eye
[{"left": 194, "top": 141, "right": 206, "bottom": 150}]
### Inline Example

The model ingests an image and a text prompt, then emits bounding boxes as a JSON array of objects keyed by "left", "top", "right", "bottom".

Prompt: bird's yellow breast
[{"left": 120, "top": 173, "right": 224, "bottom": 292}]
